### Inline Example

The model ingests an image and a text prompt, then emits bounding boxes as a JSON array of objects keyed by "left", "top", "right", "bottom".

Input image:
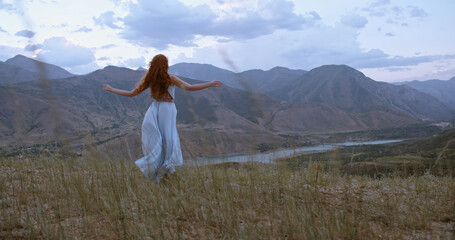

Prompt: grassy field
[{"left": 1, "top": 151, "right": 454, "bottom": 239}]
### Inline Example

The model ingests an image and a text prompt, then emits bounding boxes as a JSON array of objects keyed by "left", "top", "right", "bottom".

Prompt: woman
[{"left": 102, "top": 54, "right": 221, "bottom": 182}]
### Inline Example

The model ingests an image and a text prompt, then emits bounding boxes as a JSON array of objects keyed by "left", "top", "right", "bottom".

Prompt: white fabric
[{"left": 134, "top": 85, "right": 183, "bottom": 182}]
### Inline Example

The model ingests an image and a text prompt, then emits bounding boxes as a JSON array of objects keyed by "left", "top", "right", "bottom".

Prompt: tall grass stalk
[{"left": 1, "top": 152, "right": 454, "bottom": 239}]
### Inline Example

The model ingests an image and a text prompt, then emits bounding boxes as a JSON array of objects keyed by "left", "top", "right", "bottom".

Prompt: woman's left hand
[{"left": 102, "top": 84, "right": 112, "bottom": 92}]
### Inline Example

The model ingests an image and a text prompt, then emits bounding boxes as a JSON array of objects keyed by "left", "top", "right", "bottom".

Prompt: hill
[
  {"left": 238, "top": 67, "right": 307, "bottom": 93},
  {"left": 270, "top": 65, "right": 454, "bottom": 121},
  {"left": 3, "top": 61, "right": 452, "bottom": 158},
  {"left": 169, "top": 63, "right": 306, "bottom": 93},
  {"left": 398, "top": 77, "right": 455, "bottom": 112},
  {"left": 0, "top": 61, "right": 39, "bottom": 84},
  {"left": 4, "top": 55, "right": 74, "bottom": 81},
  {"left": 0, "top": 66, "right": 295, "bottom": 157},
  {"left": 1, "top": 65, "right": 426, "bottom": 157}
]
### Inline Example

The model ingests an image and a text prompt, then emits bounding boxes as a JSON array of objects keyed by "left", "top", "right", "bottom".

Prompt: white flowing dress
[{"left": 134, "top": 85, "right": 183, "bottom": 182}]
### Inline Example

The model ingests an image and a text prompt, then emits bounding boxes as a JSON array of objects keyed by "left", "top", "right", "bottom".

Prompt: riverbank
[{"left": 187, "top": 139, "right": 403, "bottom": 166}]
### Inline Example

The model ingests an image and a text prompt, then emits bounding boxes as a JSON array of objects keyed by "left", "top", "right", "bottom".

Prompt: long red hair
[{"left": 135, "top": 54, "right": 172, "bottom": 99}]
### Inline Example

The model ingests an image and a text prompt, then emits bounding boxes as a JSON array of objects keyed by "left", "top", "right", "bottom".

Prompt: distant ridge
[
  {"left": 170, "top": 62, "right": 237, "bottom": 86},
  {"left": 169, "top": 62, "right": 306, "bottom": 93},
  {"left": 398, "top": 77, "right": 455, "bottom": 112},
  {"left": 5, "top": 55, "right": 74, "bottom": 80},
  {"left": 270, "top": 65, "right": 454, "bottom": 121}
]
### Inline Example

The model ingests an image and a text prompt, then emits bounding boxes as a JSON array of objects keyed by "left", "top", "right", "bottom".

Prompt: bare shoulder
[
  {"left": 170, "top": 75, "right": 183, "bottom": 84},
  {"left": 170, "top": 75, "right": 190, "bottom": 89},
  {"left": 170, "top": 75, "right": 180, "bottom": 83}
]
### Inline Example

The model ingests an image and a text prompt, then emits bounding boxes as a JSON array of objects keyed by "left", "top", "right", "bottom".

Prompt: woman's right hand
[{"left": 211, "top": 80, "right": 222, "bottom": 87}]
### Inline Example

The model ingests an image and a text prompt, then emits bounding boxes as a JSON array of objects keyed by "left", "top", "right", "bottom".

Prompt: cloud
[
  {"left": 411, "top": 66, "right": 455, "bottom": 81},
  {"left": 0, "top": 26, "right": 6, "bottom": 33},
  {"left": 93, "top": 11, "right": 121, "bottom": 29},
  {"left": 74, "top": 26, "right": 92, "bottom": 32},
  {"left": 120, "top": 0, "right": 320, "bottom": 49},
  {"left": 0, "top": 0, "right": 14, "bottom": 12},
  {"left": 391, "top": 6, "right": 404, "bottom": 15},
  {"left": 408, "top": 6, "right": 428, "bottom": 18},
  {"left": 385, "top": 67, "right": 412, "bottom": 72},
  {"left": 99, "top": 44, "right": 116, "bottom": 49},
  {"left": 120, "top": 56, "right": 146, "bottom": 68},
  {"left": 15, "top": 30, "right": 35, "bottom": 38},
  {"left": 24, "top": 44, "right": 42, "bottom": 51},
  {"left": 37, "top": 37, "right": 95, "bottom": 67},
  {"left": 66, "top": 62, "right": 100, "bottom": 75},
  {"left": 362, "top": 0, "right": 389, "bottom": 17},
  {"left": 352, "top": 53, "right": 455, "bottom": 69},
  {"left": 97, "top": 56, "right": 110, "bottom": 61},
  {"left": 384, "top": 32, "right": 394, "bottom": 37},
  {"left": 371, "top": 0, "right": 390, "bottom": 8},
  {"left": 0, "top": 44, "right": 26, "bottom": 61},
  {"left": 340, "top": 14, "right": 368, "bottom": 28},
  {"left": 177, "top": 22, "right": 455, "bottom": 73}
]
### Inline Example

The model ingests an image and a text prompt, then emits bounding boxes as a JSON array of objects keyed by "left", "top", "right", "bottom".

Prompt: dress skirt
[{"left": 134, "top": 100, "right": 183, "bottom": 182}]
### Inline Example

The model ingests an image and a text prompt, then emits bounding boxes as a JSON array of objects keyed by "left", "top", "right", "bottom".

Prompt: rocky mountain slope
[
  {"left": 169, "top": 63, "right": 306, "bottom": 93},
  {"left": 0, "top": 61, "right": 39, "bottom": 84},
  {"left": 397, "top": 77, "right": 455, "bottom": 112},
  {"left": 2, "top": 56, "right": 452, "bottom": 157},
  {"left": 269, "top": 65, "right": 454, "bottom": 121},
  {"left": 2, "top": 55, "right": 74, "bottom": 83}
]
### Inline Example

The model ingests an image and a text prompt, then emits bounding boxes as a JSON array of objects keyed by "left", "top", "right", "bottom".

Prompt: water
[{"left": 186, "top": 139, "right": 402, "bottom": 166}]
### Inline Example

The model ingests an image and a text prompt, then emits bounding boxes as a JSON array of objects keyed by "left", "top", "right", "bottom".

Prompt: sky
[{"left": 0, "top": 0, "right": 454, "bottom": 82}]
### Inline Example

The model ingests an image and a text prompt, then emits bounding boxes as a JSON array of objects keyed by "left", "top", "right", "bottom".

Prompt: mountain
[
  {"left": 4, "top": 55, "right": 74, "bottom": 80},
  {"left": 170, "top": 62, "right": 237, "bottom": 87},
  {"left": 0, "top": 66, "right": 287, "bottom": 157},
  {"left": 169, "top": 63, "right": 306, "bottom": 93},
  {"left": 2, "top": 60, "right": 452, "bottom": 158},
  {"left": 238, "top": 67, "right": 307, "bottom": 93},
  {"left": 0, "top": 61, "right": 39, "bottom": 84},
  {"left": 398, "top": 77, "right": 455, "bottom": 112},
  {"left": 270, "top": 65, "right": 454, "bottom": 121},
  {"left": 1, "top": 65, "right": 424, "bottom": 158}
]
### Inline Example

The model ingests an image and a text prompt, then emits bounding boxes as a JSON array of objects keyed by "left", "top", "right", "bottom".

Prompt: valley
[{"left": 1, "top": 55, "right": 454, "bottom": 160}]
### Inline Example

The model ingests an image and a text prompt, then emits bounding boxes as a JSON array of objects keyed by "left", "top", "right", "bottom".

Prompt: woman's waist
[{"left": 153, "top": 98, "right": 174, "bottom": 103}]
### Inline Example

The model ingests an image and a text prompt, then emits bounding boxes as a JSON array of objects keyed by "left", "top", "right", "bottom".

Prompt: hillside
[
  {"left": 0, "top": 61, "right": 38, "bottom": 84},
  {"left": 0, "top": 66, "right": 289, "bottom": 156},
  {"left": 2, "top": 61, "right": 450, "bottom": 158},
  {"left": 403, "top": 128, "right": 455, "bottom": 159},
  {"left": 170, "top": 63, "right": 306, "bottom": 93},
  {"left": 270, "top": 65, "right": 454, "bottom": 121},
  {"left": 0, "top": 65, "right": 371, "bottom": 150},
  {"left": 169, "top": 63, "right": 238, "bottom": 87},
  {"left": 4, "top": 55, "right": 74, "bottom": 80},
  {"left": 399, "top": 77, "right": 455, "bottom": 112},
  {"left": 238, "top": 67, "right": 307, "bottom": 93}
]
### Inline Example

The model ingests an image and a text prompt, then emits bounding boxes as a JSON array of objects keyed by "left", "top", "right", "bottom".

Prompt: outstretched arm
[
  {"left": 171, "top": 76, "right": 222, "bottom": 91},
  {"left": 102, "top": 84, "right": 142, "bottom": 97}
]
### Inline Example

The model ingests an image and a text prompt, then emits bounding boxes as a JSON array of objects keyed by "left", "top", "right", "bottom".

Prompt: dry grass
[{"left": 1, "top": 153, "right": 454, "bottom": 239}]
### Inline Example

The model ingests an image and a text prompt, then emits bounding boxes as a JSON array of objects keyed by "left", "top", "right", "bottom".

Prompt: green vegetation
[
  {"left": 281, "top": 129, "right": 455, "bottom": 177},
  {"left": 1, "top": 150, "right": 454, "bottom": 239}
]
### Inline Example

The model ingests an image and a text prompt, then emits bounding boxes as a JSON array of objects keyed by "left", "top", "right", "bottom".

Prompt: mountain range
[
  {"left": 169, "top": 63, "right": 307, "bottom": 93},
  {"left": 0, "top": 55, "right": 454, "bottom": 157},
  {"left": 395, "top": 77, "right": 455, "bottom": 112}
]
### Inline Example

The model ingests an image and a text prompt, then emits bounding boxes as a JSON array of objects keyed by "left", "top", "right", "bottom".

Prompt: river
[{"left": 185, "top": 139, "right": 403, "bottom": 165}]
